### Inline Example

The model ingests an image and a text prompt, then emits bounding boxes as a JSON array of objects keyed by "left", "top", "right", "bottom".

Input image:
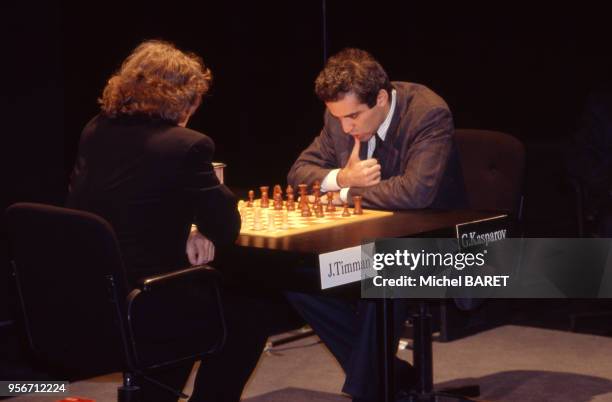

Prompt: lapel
[
  {"left": 377, "top": 87, "right": 402, "bottom": 179},
  {"left": 376, "top": 136, "right": 400, "bottom": 180}
]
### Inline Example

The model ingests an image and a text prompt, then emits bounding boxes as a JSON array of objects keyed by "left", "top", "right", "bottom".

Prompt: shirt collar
[{"left": 376, "top": 88, "right": 396, "bottom": 141}]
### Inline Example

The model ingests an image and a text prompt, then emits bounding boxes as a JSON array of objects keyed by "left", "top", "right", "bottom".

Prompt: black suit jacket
[
  {"left": 67, "top": 114, "right": 240, "bottom": 283},
  {"left": 288, "top": 82, "right": 466, "bottom": 210}
]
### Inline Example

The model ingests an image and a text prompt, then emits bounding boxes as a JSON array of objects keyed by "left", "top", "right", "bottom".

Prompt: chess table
[{"left": 229, "top": 207, "right": 504, "bottom": 402}]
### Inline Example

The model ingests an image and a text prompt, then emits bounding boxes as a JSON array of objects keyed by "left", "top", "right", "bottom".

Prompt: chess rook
[{"left": 352, "top": 195, "right": 363, "bottom": 215}]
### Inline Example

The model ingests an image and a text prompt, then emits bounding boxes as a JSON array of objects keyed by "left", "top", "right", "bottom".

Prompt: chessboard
[{"left": 238, "top": 199, "right": 393, "bottom": 238}]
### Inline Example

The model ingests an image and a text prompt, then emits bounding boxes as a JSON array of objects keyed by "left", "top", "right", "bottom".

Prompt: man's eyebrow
[{"left": 341, "top": 111, "right": 361, "bottom": 118}]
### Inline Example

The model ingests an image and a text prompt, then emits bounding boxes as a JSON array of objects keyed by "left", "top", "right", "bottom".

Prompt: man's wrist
[{"left": 337, "top": 168, "right": 347, "bottom": 188}]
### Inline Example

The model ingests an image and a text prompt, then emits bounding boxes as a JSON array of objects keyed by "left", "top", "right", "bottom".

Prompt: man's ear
[{"left": 376, "top": 89, "right": 389, "bottom": 107}]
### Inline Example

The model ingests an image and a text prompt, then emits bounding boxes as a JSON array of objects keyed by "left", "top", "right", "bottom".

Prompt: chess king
[{"left": 285, "top": 48, "right": 468, "bottom": 401}]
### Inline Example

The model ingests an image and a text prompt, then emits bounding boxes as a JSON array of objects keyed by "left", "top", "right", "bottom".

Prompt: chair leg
[
  {"left": 413, "top": 302, "right": 433, "bottom": 395},
  {"left": 118, "top": 372, "right": 141, "bottom": 402},
  {"left": 265, "top": 326, "right": 315, "bottom": 351},
  {"left": 407, "top": 302, "right": 483, "bottom": 402}
]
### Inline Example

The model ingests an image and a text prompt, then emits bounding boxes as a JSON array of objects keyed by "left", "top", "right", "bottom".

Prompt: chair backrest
[
  {"left": 5, "top": 202, "right": 129, "bottom": 375},
  {"left": 454, "top": 129, "right": 526, "bottom": 219}
]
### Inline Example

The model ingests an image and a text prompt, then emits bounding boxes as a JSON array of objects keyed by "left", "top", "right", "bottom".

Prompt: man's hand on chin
[{"left": 337, "top": 136, "right": 381, "bottom": 188}]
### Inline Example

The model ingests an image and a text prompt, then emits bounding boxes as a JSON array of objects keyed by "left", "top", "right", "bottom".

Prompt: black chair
[
  {"left": 5, "top": 202, "right": 226, "bottom": 402},
  {"left": 455, "top": 128, "right": 526, "bottom": 221},
  {"left": 405, "top": 129, "right": 526, "bottom": 402}
]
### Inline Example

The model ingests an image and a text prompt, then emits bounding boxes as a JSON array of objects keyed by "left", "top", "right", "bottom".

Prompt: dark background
[{"left": 2, "top": 1, "right": 611, "bottom": 378}]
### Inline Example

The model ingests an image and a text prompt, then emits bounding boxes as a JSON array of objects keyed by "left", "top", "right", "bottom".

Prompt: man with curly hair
[
  {"left": 287, "top": 48, "right": 467, "bottom": 401},
  {"left": 67, "top": 40, "right": 269, "bottom": 402}
]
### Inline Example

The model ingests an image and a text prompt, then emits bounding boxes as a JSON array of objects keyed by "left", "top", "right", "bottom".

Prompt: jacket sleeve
[
  {"left": 287, "top": 111, "right": 341, "bottom": 188},
  {"left": 348, "top": 106, "right": 454, "bottom": 210},
  {"left": 181, "top": 136, "right": 241, "bottom": 247}
]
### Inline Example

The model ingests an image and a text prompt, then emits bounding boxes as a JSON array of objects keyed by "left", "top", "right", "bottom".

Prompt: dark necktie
[
  {"left": 359, "top": 133, "right": 383, "bottom": 160},
  {"left": 372, "top": 133, "right": 384, "bottom": 160},
  {"left": 359, "top": 140, "right": 369, "bottom": 160}
]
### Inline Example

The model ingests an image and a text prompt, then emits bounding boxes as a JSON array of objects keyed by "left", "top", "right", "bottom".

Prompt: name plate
[
  {"left": 455, "top": 214, "right": 509, "bottom": 250},
  {"left": 319, "top": 243, "right": 375, "bottom": 289}
]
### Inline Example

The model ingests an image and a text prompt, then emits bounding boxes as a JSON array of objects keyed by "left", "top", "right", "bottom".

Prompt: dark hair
[
  {"left": 99, "top": 40, "right": 212, "bottom": 123},
  {"left": 314, "top": 48, "right": 392, "bottom": 108}
]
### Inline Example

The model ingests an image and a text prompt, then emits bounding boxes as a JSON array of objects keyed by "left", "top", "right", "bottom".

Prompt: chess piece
[
  {"left": 286, "top": 193, "right": 295, "bottom": 211},
  {"left": 273, "top": 192, "right": 283, "bottom": 210},
  {"left": 247, "top": 190, "right": 254, "bottom": 207},
  {"left": 285, "top": 185, "right": 295, "bottom": 210},
  {"left": 342, "top": 202, "right": 351, "bottom": 217},
  {"left": 352, "top": 195, "right": 363, "bottom": 215},
  {"left": 301, "top": 202, "right": 312, "bottom": 217},
  {"left": 326, "top": 192, "right": 336, "bottom": 212},
  {"left": 298, "top": 184, "right": 308, "bottom": 207},
  {"left": 312, "top": 181, "right": 321, "bottom": 198},
  {"left": 260, "top": 186, "right": 269, "bottom": 208},
  {"left": 314, "top": 193, "right": 321, "bottom": 208},
  {"left": 315, "top": 203, "right": 324, "bottom": 218}
]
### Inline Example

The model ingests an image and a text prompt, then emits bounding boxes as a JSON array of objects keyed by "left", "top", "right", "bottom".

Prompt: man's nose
[{"left": 341, "top": 119, "right": 354, "bottom": 134}]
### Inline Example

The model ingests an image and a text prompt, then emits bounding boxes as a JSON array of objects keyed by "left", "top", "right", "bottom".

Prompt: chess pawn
[
  {"left": 315, "top": 204, "right": 324, "bottom": 218},
  {"left": 325, "top": 192, "right": 336, "bottom": 212},
  {"left": 273, "top": 192, "right": 283, "bottom": 210},
  {"left": 286, "top": 185, "right": 294, "bottom": 197},
  {"left": 260, "top": 186, "right": 269, "bottom": 208},
  {"left": 342, "top": 202, "right": 351, "bottom": 217},
  {"left": 286, "top": 193, "right": 295, "bottom": 211},
  {"left": 312, "top": 181, "right": 321, "bottom": 198},
  {"left": 352, "top": 195, "right": 363, "bottom": 215},
  {"left": 247, "top": 190, "right": 254, "bottom": 207}
]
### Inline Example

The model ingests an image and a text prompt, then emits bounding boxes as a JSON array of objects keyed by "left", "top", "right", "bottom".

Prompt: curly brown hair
[
  {"left": 315, "top": 48, "right": 392, "bottom": 108},
  {"left": 99, "top": 40, "right": 212, "bottom": 123}
]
